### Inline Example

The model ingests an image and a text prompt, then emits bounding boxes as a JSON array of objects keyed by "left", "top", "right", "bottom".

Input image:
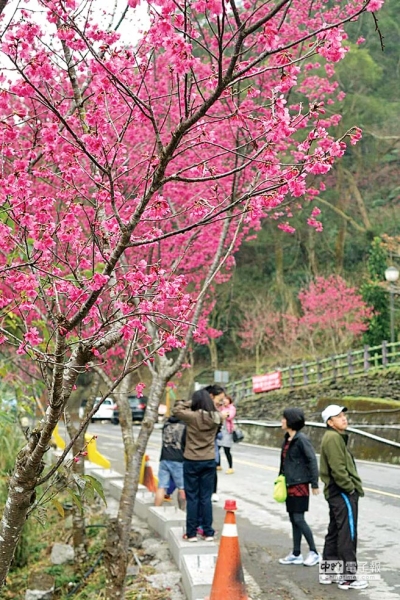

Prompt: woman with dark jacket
[{"left": 278, "top": 407, "right": 320, "bottom": 567}]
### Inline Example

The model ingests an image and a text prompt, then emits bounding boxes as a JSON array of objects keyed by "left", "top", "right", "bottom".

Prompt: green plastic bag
[{"left": 273, "top": 474, "right": 287, "bottom": 503}]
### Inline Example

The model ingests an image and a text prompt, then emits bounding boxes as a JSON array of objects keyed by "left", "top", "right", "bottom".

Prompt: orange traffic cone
[
  {"left": 208, "top": 499, "right": 249, "bottom": 600},
  {"left": 143, "top": 454, "right": 157, "bottom": 493}
]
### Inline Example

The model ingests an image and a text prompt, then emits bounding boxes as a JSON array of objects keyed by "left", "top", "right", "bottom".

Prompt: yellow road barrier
[
  {"left": 84, "top": 434, "right": 111, "bottom": 469},
  {"left": 52, "top": 424, "right": 66, "bottom": 450},
  {"left": 51, "top": 425, "right": 111, "bottom": 469}
]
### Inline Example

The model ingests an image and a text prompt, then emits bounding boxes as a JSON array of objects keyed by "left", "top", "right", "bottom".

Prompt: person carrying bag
[
  {"left": 232, "top": 426, "right": 244, "bottom": 443},
  {"left": 277, "top": 407, "right": 321, "bottom": 568}
]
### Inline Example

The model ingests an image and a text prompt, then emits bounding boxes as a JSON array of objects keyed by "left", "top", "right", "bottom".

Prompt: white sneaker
[
  {"left": 319, "top": 574, "right": 333, "bottom": 585},
  {"left": 211, "top": 493, "right": 219, "bottom": 502},
  {"left": 303, "top": 551, "right": 320, "bottom": 567},
  {"left": 279, "top": 553, "right": 303, "bottom": 565},
  {"left": 337, "top": 579, "right": 369, "bottom": 590}
]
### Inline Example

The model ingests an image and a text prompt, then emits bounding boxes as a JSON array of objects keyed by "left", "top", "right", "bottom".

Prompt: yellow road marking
[
  {"left": 363, "top": 486, "right": 400, "bottom": 499},
  {"left": 234, "top": 458, "right": 278, "bottom": 473},
  {"left": 234, "top": 460, "right": 400, "bottom": 499},
  {"left": 61, "top": 429, "right": 159, "bottom": 449}
]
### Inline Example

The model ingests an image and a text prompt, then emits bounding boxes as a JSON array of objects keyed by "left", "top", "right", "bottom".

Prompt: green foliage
[
  {"left": 45, "top": 563, "right": 80, "bottom": 588},
  {"left": 367, "top": 237, "right": 388, "bottom": 280},
  {"left": 335, "top": 44, "right": 383, "bottom": 92},
  {"left": 361, "top": 282, "right": 390, "bottom": 345},
  {"left": 0, "top": 422, "right": 24, "bottom": 498},
  {"left": 34, "top": 462, "right": 107, "bottom": 524},
  {"left": 362, "top": 237, "right": 390, "bottom": 346}
]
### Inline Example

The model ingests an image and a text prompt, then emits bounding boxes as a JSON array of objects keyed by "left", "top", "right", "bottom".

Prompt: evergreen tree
[{"left": 361, "top": 237, "right": 390, "bottom": 345}]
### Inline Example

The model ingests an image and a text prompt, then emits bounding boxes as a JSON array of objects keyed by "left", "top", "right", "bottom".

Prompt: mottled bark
[
  {"left": 0, "top": 468, "right": 38, "bottom": 581},
  {"left": 308, "top": 228, "right": 318, "bottom": 276},
  {"left": 208, "top": 337, "right": 218, "bottom": 370},
  {"left": 345, "top": 169, "right": 372, "bottom": 231},
  {"left": 335, "top": 164, "right": 349, "bottom": 273},
  {"left": 71, "top": 434, "right": 88, "bottom": 563},
  {"left": 64, "top": 401, "right": 92, "bottom": 564},
  {"left": 104, "top": 373, "right": 167, "bottom": 599}
]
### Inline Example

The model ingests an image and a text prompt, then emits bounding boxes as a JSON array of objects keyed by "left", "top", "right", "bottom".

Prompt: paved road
[{"left": 83, "top": 422, "right": 400, "bottom": 599}]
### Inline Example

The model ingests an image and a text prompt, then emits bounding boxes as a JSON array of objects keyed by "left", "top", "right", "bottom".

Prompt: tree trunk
[
  {"left": 65, "top": 376, "right": 100, "bottom": 563},
  {"left": 0, "top": 439, "right": 45, "bottom": 584},
  {"left": 0, "top": 476, "right": 36, "bottom": 581},
  {"left": 334, "top": 163, "right": 349, "bottom": 273},
  {"left": 308, "top": 228, "right": 318, "bottom": 276},
  {"left": 103, "top": 373, "right": 167, "bottom": 599},
  {"left": 208, "top": 337, "right": 218, "bottom": 371},
  {"left": 0, "top": 388, "right": 67, "bottom": 583},
  {"left": 71, "top": 434, "right": 88, "bottom": 564},
  {"left": 344, "top": 168, "right": 371, "bottom": 231}
]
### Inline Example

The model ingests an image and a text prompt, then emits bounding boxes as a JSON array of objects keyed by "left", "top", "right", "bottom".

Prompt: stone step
[
  {"left": 181, "top": 553, "right": 217, "bottom": 600},
  {"left": 147, "top": 505, "right": 186, "bottom": 539},
  {"left": 134, "top": 487, "right": 156, "bottom": 520},
  {"left": 168, "top": 526, "right": 217, "bottom": 568}
]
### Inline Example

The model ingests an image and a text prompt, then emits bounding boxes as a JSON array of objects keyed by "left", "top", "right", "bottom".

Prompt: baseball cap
[{"left": 321, "top": 404, "right": 347, "bottom": 423}]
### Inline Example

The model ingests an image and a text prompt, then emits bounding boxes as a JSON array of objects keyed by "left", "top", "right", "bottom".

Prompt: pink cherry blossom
[{"left": 24, "top": 327, "right": 43, "bottom": 346}]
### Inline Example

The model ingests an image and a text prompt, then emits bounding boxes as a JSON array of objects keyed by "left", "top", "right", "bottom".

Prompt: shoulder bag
[{"left": 232, "top": 427, "right": 244, "bottom": 443}]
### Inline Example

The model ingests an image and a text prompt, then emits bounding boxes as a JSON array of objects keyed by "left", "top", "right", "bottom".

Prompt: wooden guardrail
[{"left": 226, "top": 340, "right": 400, "bottom": 400}]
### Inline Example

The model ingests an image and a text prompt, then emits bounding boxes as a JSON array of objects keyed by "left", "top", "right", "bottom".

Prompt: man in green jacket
[{"left": 319, "top": 404, "right": 368, "bottom": 591}]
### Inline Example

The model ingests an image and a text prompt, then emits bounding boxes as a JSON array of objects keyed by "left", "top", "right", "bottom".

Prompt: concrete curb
[{"left": 85, "top": 462, "right": 218, "bottom": 600}]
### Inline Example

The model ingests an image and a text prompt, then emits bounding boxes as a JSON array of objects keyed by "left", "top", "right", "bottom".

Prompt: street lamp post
[{"left": 385, "top": 266, "right": 399, "bottom": 346}]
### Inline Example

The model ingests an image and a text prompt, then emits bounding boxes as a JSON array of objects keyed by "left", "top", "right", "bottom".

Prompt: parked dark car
[{"left": 111, "top": 395, "right": 148, "bottom": 425}]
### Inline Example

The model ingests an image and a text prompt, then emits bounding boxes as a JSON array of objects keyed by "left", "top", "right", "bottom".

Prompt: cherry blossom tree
[
  {"left": 298, "top": 274, "right": 374, "bottom": 354},
  {"left": 239, "top": 297, "right": 299, "bottom": 370},
  {"left": 239, "top": 276, "right": 373, "bottom": 367},
  {"left": 0, "top": 0, "right": 384, "bottom": 594}
]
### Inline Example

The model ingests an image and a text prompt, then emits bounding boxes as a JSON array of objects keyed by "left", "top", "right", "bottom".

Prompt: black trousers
[
  {"left": 218, "top": 446, "right": 232, "bottom": 468},
  {"left": 323, "top": 491, "right": 358, "bottom": 577},
  {"left": 184, "top": 459, "right": 215, "bottom": 538}
]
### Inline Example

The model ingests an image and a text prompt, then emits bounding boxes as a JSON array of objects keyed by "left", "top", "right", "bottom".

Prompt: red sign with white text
[{"left": 252, "top": 371, "right": 282, "bottom": 393}]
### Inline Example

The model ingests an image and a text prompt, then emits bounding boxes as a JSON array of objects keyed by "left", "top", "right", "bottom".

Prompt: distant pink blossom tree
[
  {"left": 239, "top": 299, "right": 299, "bottom": 370},
  {"left": 298, "top": 275, "right": 374, "bottom": 354},
  {"left": 239, "top": 276, "right": 373, "bottom": 366}
]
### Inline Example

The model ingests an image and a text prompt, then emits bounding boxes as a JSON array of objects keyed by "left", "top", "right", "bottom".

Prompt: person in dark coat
[
  {"left": 278, "top": 407, "right": 320, "bottom": 567},
  {"left": 154, "top": 415, "right": 186, "bottom": 510}
]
